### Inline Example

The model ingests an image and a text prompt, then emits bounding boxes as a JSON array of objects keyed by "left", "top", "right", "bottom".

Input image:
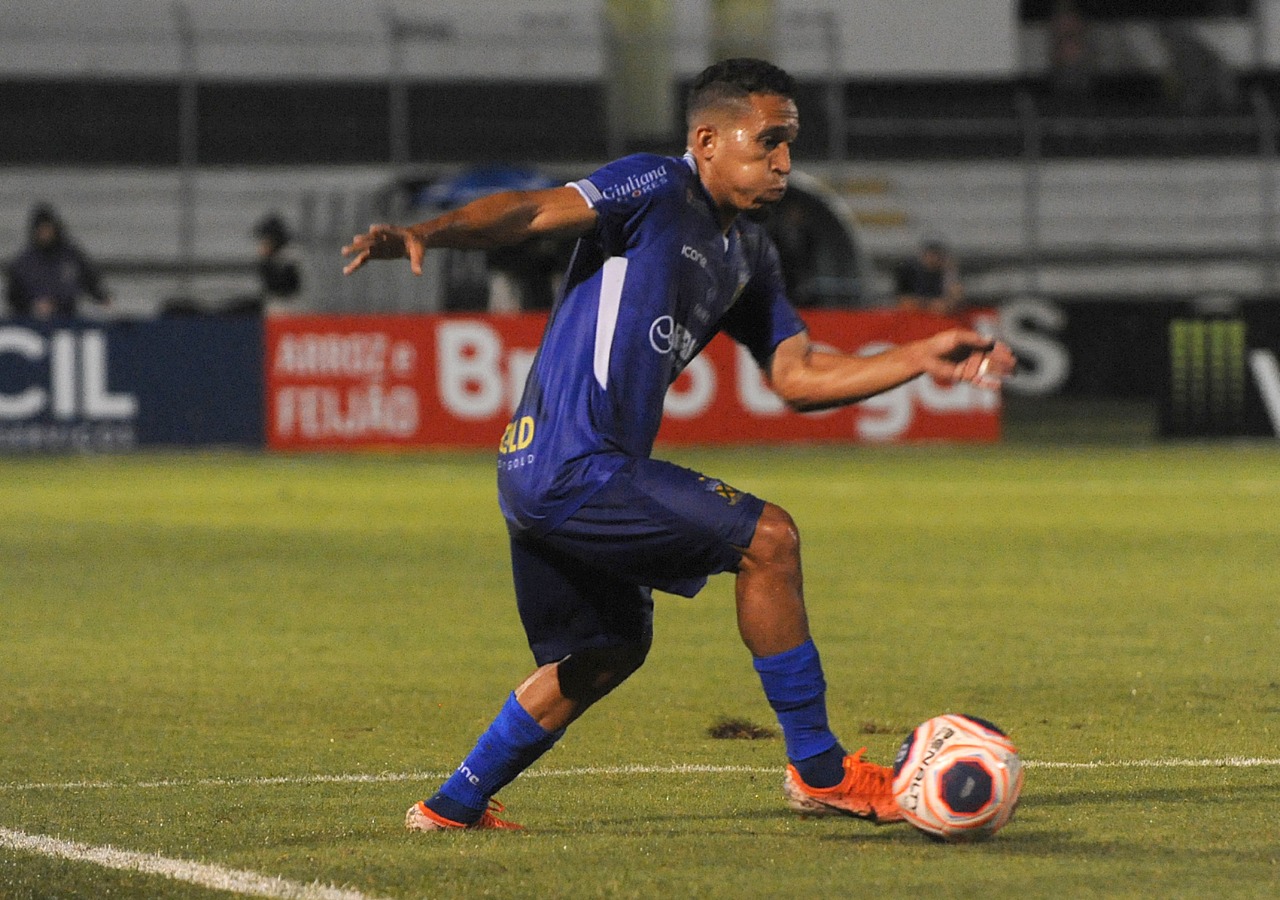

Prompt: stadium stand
[
  {"left": 0, "top": 167, "right": 391, "bottom": 317},
  {"left": 3, "top": 0, "right": 1279, "bottom": 314}
]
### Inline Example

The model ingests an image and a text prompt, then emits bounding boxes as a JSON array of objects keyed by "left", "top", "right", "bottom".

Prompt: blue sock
[
  {"left": 426, "top": 692, "right": 563, "bottom": 824},
  {"left": 753, "top": 639, "right": 846, "bottom": 788},
  {"left": 795, "top": 743, "right": 847, "bottom": 789}
]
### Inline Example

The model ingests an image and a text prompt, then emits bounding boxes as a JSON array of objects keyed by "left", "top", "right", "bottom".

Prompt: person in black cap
[
  {"left": 5, "top": 204, "right": 111, "bottom": 319},
  {"left": 217, "top": 215, "right": 305, "bottom": 316},
  {"left": 253, "top": 214, "right": 302, "bottom": 314}
]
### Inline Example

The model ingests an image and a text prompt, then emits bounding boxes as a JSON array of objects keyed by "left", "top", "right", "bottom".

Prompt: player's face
[{"left": 696, "top": 93, "right": 799, "bottom": 222}]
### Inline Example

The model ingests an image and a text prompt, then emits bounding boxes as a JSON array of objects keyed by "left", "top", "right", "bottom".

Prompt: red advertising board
[{"left": 265, "top": 310, "right": 1000, "bottom": 451}]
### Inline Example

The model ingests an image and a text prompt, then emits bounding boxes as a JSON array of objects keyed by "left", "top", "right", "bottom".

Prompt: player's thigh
[
  {"left": 541, "top": 456, "right": 766, "bottom": 597},
  {"left": 509, "top": 533, "right": 654, "bottom": 667}
]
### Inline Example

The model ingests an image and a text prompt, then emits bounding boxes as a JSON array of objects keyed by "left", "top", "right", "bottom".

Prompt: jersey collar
[{"left": 682, "top": 149, "right": 733, "bottom": 235}]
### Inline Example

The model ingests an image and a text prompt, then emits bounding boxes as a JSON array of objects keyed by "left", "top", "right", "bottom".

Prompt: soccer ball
[{"left": 891, "top": 713, "right": 1024, "bottom": 842}]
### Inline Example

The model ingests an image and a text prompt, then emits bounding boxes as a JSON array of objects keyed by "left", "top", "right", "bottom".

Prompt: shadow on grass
[
  {"left": 529, "top": 809, "right": 907, "bottom": 844},
  {"left": 987, "top": 827, "right": 1279, "bottom": 868}
]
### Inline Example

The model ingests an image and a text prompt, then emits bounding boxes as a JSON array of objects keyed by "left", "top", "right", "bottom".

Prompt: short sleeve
[{"left": 571, "top": 154, "right": 680, "bottom": 247}]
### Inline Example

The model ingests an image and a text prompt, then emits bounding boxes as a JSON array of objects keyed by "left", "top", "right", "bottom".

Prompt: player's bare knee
[{"left": 744, "top": 503, "right": 801, "bottom": 573}]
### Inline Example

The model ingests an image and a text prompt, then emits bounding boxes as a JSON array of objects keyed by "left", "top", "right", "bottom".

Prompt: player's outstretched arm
[
  {"left": 342, "top": 186, "right": 596, "bottom": 275},
  {"left": 767, "top": 328, "right": 1015, "bottom": 412}
]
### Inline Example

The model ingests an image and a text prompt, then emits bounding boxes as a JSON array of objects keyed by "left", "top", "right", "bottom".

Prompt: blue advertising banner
[{"left": 0, "top": 318, "right": 263, "bottom": 451}]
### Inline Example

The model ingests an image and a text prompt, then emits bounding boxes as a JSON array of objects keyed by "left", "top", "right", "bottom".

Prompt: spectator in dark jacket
[
  {"left": 255, "top": 214, "right": 302, "bottom": 313},
  {"left": 894, "top": 238, "right": 965, "bottom": 316},
  {"left": 5, "top": 204, "right": 111, "bottom": 319},
  {"left": 221, "top": 214, "right": 304, "bottom": 316}
]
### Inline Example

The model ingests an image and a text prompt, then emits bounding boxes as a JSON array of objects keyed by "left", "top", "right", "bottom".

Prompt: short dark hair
[{"left": 686, "top": 58, "right": 796, "bottom": 128}]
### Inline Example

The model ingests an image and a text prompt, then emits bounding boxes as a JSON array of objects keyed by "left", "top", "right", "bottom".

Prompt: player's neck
[
  {"left": 714, "top": 206, "right": 739, "bottom": 234},
  {"left": 703, "top": 183, "right": 740, "bottom": 234},
  {"left": 688, "top": 154, "right": 740, "bottom": 234}
]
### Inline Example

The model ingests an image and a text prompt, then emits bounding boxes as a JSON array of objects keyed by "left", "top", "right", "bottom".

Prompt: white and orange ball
[{"left": 891, "top": 713, "right": 1024, "bottom": 842}]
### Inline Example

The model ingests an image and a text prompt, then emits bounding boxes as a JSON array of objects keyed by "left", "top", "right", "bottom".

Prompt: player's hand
[
  {"left": 920, "top": 329, "right": 1017, "bottom": 389},
  {"left": 341, "top": 224, "right": 426, "bottom": 275}
]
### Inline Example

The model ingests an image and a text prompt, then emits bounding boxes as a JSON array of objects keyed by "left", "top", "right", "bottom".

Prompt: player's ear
[{"left": 692, "top": 123, "right": 718, "bottom": 159}]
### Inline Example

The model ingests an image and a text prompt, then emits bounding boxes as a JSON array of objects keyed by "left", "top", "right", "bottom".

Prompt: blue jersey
[{"left": 497, "top": 152, "right": 806, "bottom": 535}]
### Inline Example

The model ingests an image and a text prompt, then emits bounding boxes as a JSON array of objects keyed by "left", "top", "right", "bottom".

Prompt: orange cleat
[
  {"left": 783, "top": 748, "right": 905, "bottom": 824},
  {"left": 405, "top": 799, "right": 524, "bottom": 832}
]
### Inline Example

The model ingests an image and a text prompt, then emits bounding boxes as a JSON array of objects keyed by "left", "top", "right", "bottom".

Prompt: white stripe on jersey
[{"left": 593, "top": 256, "right": 628, "bottom": 389}]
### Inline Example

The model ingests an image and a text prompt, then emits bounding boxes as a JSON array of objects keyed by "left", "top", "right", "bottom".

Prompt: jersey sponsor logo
[
  {"left": 648, "top": 315, "right": 696, "bottom": 363},
  {"left": 498, "top": 415, "right": 535, "bottom": 454},
  {"left": 681, "top": 244, "right": 708, "bottom": 270},
  {"left": 648, "top": 316, "right": 675, "bottom": 353},
  {"left": 600, "top": 164, "right": 669, "bottom": 200},
  {"left": 498, "top": 415, "right": 537, "bottom": 472}
]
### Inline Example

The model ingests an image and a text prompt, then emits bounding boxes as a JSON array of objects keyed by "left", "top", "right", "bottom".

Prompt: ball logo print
[{"left": 891, "top": 714, "right": 1024, "bottom": 842}]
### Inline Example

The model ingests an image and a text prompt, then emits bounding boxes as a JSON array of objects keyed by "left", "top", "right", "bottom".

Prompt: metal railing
[
  {"left": 826, "top": 86, "right": 1280, "bottom": 299},
  {"left": 281, "top": 95, "right": 1280, "bottom": 313}
]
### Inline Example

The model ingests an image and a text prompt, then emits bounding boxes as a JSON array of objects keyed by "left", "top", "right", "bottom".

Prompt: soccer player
[{"left": 343, "top": 58, "right": 1015, "bottom": 831}]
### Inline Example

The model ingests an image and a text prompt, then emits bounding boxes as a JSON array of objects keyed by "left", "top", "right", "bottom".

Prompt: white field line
[
  {"left": 2, "top": 757, "right": 1280, "bottom": 794},
  {"left": 0, "top": 827, "right": 385, "bottom": 900},
  {"left": 3, "top": 758, "right": 1278, "bottom": 900}
]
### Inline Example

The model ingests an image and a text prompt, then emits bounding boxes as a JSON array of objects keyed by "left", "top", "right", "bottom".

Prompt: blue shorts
[{"left": 509, "top": 456, "right": 766, "bottom": 665}]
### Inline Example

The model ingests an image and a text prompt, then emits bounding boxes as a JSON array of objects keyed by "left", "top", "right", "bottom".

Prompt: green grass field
[{"left": 1, "top": 443, "right": 1278, "bottom": 898}]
